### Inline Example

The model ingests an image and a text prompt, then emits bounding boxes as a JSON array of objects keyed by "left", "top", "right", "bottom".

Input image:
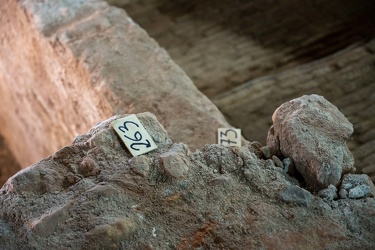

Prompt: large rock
[
  {"left": 1, "top": 113, "right": 375, "bottom": 249},
  {"left": 0, "top": 0, "right": 231, "bottom": 181},
  {"left": 214, "top": 39, "right": 375, "bottom": 182},
  {"left": 267, "top": 94, "right": 355, "bottom": 191}
]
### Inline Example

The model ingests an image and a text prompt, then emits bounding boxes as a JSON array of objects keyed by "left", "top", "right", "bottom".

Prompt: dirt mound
[{"left": 1, "top": 112, "right": 374, "bottom": 249}]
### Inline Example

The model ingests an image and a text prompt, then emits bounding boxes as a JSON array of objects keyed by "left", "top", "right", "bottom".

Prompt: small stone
[
  {"left": 340, "top": 174, "right": 375, "bottom": 199},
  {"left": 202, "top": 144, "right": 240, "bottom": 173},
  {"left": 209, "top": 175, "right": 231, "bottom": 186},
  {"left": 160, "top": 151, "right": 189, "bottom": 178},
  {"left": 79, "top": 157, "right": 100, "bottom": 177},
  {"left": 248, "top": 141, "right": 263, "bottom": 158},
  {"left": 278, "top": 185, "right": 313, "bottom": 207},
  {"left": 52, "top": 146, "right": 80, "bottom": 160},
  {"left": 129, "top": 155, "right": 151, "bottom": 177},
  {"left": 318, "top": 184, "right": 338, "bottom": 201},
  {"left": 282, "top": 158, "right": 294, "bottom": 175},
  {"left": 85, "top": 219, "right": 136, "bottom": 247},
  {"left": 260, "top": 146, "right": 272, "bottom": 159},
  {"left": 348, "top": 185, "right": 373, "bottom": 199},
  {"left": 272, "top": 155, "right": 284, "bottom": 169},
  {"left": 338, "top": 188, "right": 348, "bottom": 199},
  {"left": 66, "top": 172, "right": 77, "bottom": 185}
]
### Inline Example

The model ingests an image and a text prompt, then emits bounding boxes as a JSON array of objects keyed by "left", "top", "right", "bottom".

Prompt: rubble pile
[{"left": 1, "top": 97, "right": 374, "bottom": 249}]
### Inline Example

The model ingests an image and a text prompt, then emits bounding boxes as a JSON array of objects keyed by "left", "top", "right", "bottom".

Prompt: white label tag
[
  {"left": 112, "top": 115, "right": 157, "bottom": 156},
  {"left": 218, "top": 128, "right": 241, "bottom": 147}
]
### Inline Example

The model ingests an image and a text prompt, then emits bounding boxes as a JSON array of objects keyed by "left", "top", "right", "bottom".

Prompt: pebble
[
  {"left": 260, "top": 146, "right": 272, "bottom": 159},
  {"left": 339, "top": 174, "right": 375, "bottom": 199},
  {"left": 282, "top": 158, "right": 294, "bottom": 175},
  {"left": 159, "top": 151, "right": 189, "bottom": 178},
  {"left": 129, "top": 155, "right": 151, "bottom": 177},
  {"left": 318, "top": 184, "right": 338, "bottom": 201},
  {"left": 272, "top": 155, "right": 284, "bottom": 169},
  {"left": 338, "top": 188, "right": 348, "bottom": 199},
  {"left": 278, "top": 185, "right": 313, "bottom": 207},
  {"left": 348, "top": 185, "right": 373, "bottom": 199}
]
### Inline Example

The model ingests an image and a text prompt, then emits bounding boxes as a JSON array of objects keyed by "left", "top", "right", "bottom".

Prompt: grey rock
[
  {"left": 339, "top": 188, "right": 348, "bottom": 199},
  {"left": 340, "top": 174, "right": 375, "bottom": 199},
  {"left": 349, "top": 185, "right": 373, "bottom": 199},
  {"left": 202, "top": 144, "right": 242, "bottom": 173},
  {"left": 318, "top": 184, "right": 338, "bottom": 201},
  {"left": 129, "top": 155, "right": 150, "bottom": 177},
  {"left": 209, "top": 175, "right": 231, "bottom": 186},
  {"left": 278, "top": 185, "right": 313, "bottom": 207},
  {"left": 272, "top": 155, "right": 284, "bottom": 169},
  {"left": 260, "top": 146, "right": 272, "bottom": 159},
  {"left": 159, "top": 151, "right": 189, "bottom": 179},
  {"left": 267, "top": 94, "right": 355, "bottom": 191},
  {"left": 282, "top": 157, "right": 294, "bottom": 175},
  {"left": 0, "top": 219, "right": 16, "bottom": 249},
  {"left": 80, "top": 157, "right": 100, "bottom": 177}
]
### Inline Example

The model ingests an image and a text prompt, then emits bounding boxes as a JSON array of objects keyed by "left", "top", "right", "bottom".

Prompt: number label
[
  {"left": 218, "top": 128, "right": 241, "bottom": 147},
  {"left": 112, "top": 115, "right": 157, "bottom": 156}
]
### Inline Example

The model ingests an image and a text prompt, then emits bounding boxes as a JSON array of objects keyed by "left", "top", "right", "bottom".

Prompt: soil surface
[{"left": 1, "top": 113, "right": 374, "bottom": 249}]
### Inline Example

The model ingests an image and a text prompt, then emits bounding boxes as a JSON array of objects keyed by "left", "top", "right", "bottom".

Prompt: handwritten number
[
  {"left": 220, "top": 129, "right": 238, "bottom": 138},
  {"left": 220, "top": 129, "right": 238, "bottom": 145},
  {"left": 118, "top": 121, "right": 139, "bottom": 133},
  {"left": 221, "top": 139, "right": 237, "bottom": 145},
  {"left": 123, "top": 131, "right": 142, "bottom": 142},
  {"left": 130, "top": 140, "right": 152, "bottom": 151},
  {"left": 117, "top": 120, "right": 152, "bottom": 150}
]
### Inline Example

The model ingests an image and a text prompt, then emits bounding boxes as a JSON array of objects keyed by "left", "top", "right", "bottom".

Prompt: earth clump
[{"left": 1, "top": 110, "right": 374, "bottom": 249}]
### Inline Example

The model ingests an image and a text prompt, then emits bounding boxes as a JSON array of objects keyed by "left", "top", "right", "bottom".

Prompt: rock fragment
[
  {"left": 272, "top": 155, "right": 284, "bottom": 169},
  {"left": 85, "top": 219, "right": 136, "bottom": 248},
  {"left": 318, "top": 184, "right": 338, "bottom": 201},
  {"left": 159, "top": 151, "right": 189, "bottom": 179},
  {"left": 278, "top": 185, "right": 313, "bottom": 207},
  {"left": 260, "top": 146, "right": 272, "bottom": 159},
  {"left": 202, "top": 144, "right": 242, "bottom": 173},
  {"left": 339, "top": 174, "right": 375, "bottom": 199},
  {"left": 267, "top": 94, "right": 355, "bottom": 191},
  {"left": 129, "top": 155, "right": 151, "bottom": 178},
  {"left": 282, "top": 157, "right": 294, "bottom": 175},
  {"left": 79, "top": 157, "right": 100, "bottom": 177}
]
